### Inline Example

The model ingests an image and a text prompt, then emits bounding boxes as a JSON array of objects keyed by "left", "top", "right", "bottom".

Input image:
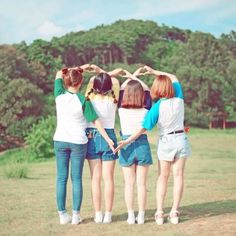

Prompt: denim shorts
[
  {"left": 86, "top": 128, "right": 118, "bottom": 161},
  {"left": 157, "top": 133, "right": 191, "bottom": 162},
  {"left": 119, "top": 133, "right": 153, "bottom": 167}
]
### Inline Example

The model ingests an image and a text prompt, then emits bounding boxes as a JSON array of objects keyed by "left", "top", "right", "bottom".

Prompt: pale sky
[{"left": 0, "top": 0, "right": 236, "bottom": 44}]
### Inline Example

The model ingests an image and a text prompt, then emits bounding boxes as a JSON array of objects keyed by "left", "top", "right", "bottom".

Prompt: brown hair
[
  {"left": 121, "top": 80, "right": 144, "bottom": 108},
  {"left": 150, "top": 75, "right": 174, "bottom": 100},
  {"left": 62, "top": 68, "right": 83, "bottom": 88}
]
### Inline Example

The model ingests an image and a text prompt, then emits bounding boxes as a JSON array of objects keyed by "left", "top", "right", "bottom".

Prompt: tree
[{"left": 0, "top": 79, "right": 44, "bottom": 137}]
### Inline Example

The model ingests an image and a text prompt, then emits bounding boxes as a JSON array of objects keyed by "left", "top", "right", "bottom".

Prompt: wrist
[{"left": 126, "top": 138, "right": 132, "bottom": 144}]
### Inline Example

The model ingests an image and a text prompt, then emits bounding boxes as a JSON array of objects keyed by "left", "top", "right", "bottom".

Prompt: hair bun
[{"left": 62, "top": 68, "right": 68, "bottom": 75}]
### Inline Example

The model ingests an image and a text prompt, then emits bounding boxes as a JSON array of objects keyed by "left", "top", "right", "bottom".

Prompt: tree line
[{"left": 0, "top": 19, "right": 235, "bottom": 150}]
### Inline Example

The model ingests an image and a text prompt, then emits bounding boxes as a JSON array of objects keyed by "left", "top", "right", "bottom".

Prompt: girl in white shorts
[{"left": 115, "top": 65, "right": 191, "bottom": 225}]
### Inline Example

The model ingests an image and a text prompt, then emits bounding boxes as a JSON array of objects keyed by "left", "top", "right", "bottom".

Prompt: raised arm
[
  {"left": 143, "top": 65, "right": 183, "bottom": 99},
  {"left": 108, "top": 68, "right": 125, "bottom": 77},
  {"left": 88, "top": 64, "right": 106, "bottom": 74},
  {"left": 143, "top": 65, "right": 178, "bottom": 83},
  {"left": 54, "top": 69, "right": 65, "bottom": 97},
  {"left": 55, "top": 70, "right": 63, "bottom": 80}
]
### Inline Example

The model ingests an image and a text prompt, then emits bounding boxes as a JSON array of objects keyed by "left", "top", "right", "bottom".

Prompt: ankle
[
  {"left": 58, "top": 211, "right": 71, "bottom": 224},
  {"left": 170, "top": 209, "right": 179, "bottom": 217},
  {"left": 156, "top": 210, "right": 164, "bottom": 217},
  {"left": 137, "top": 210, "right": 145, "bottom": 218},
  {"left": 128, "top": 210, "right": 135, "bottom": 217},
  {"left": 72, "top": 210, "right": 80, "bottom": 215}
]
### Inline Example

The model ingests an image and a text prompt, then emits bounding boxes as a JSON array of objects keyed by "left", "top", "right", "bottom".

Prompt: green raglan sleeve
[
  {"left": 77, "top": 93, "right": 99, "bottom": 122},
  {"left": 54, "top": 78, "right": 65, "bottom": 98}
]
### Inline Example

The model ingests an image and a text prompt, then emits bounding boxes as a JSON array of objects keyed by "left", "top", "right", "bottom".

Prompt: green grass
[
  {"left": 3, "top": 162, "right": 29, "bottom": 179},
  {"left": 0, "top": 128, "right": 236, "bottom": 236}
]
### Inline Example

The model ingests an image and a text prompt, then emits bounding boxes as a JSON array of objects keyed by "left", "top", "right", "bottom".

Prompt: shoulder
[{"left": 76, "top": 93, "right": 86, "bottom": 104}]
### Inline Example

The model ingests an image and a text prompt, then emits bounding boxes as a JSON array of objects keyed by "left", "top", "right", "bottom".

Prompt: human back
[
  {"left": 54, "top": 68, "right": 97, "bottom": 144},
  {"left": 86, "top": 72, "right": 119, "bottom": 129},
  {"left": 118, "top": 78, "right": 152, "bottom": 135}
]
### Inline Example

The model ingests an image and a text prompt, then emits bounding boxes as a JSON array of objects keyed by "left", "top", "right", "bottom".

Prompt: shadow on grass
[{"left": 108, "top": 199, "right": 236, "bottom": 223}]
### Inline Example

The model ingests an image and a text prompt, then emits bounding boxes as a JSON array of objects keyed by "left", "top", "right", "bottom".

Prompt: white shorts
[{"left": 157, "top": 133, "right": 191, "bottom": 162}]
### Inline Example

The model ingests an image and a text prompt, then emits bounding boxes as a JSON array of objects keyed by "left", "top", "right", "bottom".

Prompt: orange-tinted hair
[
  {"left": 150, "top": 75, "right": 174, "bottom": 100},
  {"left": 121, "top": 80, "right": 144, "bottom": 108},
  {"left": 63, "top": 69, "right": 83, "bottom": 88}
]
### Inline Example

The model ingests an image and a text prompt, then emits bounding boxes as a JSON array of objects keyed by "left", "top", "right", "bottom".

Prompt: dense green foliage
[
  {"left": 0, "top": 19, "right": 235, "bottom": 150},
  {"left": 26, "top": 116, "right": 56, "bottom": 159}
]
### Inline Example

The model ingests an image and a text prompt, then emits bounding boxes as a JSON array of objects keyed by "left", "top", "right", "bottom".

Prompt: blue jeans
[
  {"left": 86, "top": 128, "right": 118, "bottom": 161},
  {"left": 54, "top": 141, "right": 87, "bottom": 212}
]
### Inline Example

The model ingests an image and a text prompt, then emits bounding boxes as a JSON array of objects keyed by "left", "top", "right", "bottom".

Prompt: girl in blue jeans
[{"left": 53, "top": 66, "right": 114, "bottom": 225}]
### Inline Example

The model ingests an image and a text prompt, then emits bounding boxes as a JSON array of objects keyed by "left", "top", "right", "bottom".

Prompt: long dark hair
[{"left": 86, "top": 72, "right": 117, "bottom": 103}]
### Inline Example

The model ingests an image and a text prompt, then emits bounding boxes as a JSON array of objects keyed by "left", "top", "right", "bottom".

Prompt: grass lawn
[{"left": 0, "top": 128, "right": 236, "bottom": 236}]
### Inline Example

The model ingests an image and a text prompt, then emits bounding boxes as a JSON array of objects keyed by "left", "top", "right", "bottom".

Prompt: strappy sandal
[
  {"left": 155, "top": 210, "right": 164, "bottom": 225},
  {"left": 168, "top": 210, "right": 180, "bottom": 224}
]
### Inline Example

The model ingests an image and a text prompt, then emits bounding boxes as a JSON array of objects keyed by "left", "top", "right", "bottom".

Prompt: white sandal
[
  {"left": 155, "top": 210, "right": 164, "bottom": 225},
  {"left": 168, "top": 210, "right": 180, "bottom": 224}
]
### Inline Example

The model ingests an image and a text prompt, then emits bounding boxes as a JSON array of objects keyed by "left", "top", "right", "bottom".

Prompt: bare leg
[
  {"left": 156, "top": 160, "right": 171, "bottom": 212},
  {"left": 136, "top": 165, "right": 149, "bottom": 212},
  {"left": 122, "top": 165, "right": 136, "bottom": 211},
  {"left": 171, "top": 157, "right": 186, "bottom": 213},
  {"left": 88, "top": 159, "right": 102, "bottom": 212},
  {"left": 122, "top": 164, "right": 136, "bottom": 224},
  {"left": 102, "top": 160, "right": 116, "bottom": 212}
]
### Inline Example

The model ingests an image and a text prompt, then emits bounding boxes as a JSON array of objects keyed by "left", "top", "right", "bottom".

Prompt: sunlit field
[{"left": 0, "top": 128, "right": 236, "bottom": 236}]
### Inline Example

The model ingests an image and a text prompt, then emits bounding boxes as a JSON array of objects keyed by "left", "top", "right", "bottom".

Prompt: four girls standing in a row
[{"left": 53, "top": 64, "right": 191, "bottom": 225}]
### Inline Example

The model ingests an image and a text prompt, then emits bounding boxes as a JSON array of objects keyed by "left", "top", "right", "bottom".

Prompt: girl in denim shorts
[
  {"left": 53, "top": 66, "right": 114, "bottom": 225},
  {"left": 118, "top": 73, "right": 153, "bottom": 225},
  {"left": 85, "top": 65, "right": 125, "bottom": 223},
  {"left": 116, "top": 65, "right": 191, "bottom": 225}
]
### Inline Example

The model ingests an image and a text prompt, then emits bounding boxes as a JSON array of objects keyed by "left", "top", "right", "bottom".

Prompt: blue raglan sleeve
[
  {"left": 172, "top": 82, "right": 184, "bottom": 99},
  {"left": 142, "top": 100, "right": 161, "bottom": 130}
]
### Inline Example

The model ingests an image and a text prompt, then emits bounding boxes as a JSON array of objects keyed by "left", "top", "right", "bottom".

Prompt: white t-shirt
[
  {"left": 86, "top": 76, "right": 120, "bottom": 129},
  {"left": 118, "top": 78, "right": 152, "bottom": 135},
  {"left": 87, "top": 95, "right": 117, "bottom": 129},
  {"left": 118, "top": 108, "right": 149, "bottom": 135},
  {"left": 142, "top": 82, "right": 185, "bottom": 135},
  {"left": 53, "top": 79, "right": 98, "bottom": 144}
]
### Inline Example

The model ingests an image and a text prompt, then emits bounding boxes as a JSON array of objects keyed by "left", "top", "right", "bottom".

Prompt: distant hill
[{"left": 0, "top": 19, "right": 236, "bottom": 149}]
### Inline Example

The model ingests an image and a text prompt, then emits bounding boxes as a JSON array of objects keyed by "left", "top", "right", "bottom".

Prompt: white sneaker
[
  {"left": 135, "top": 211, "right": 145, "bottom": 224},
  {"left": 71, "top": 212, "right": 82, "bottom": 225},
  {"left": 94, "top": 211, "right": 103, "bottom": 223},
  {"left": 155, "top": 211, "right": 164, "bottom": 225},
  {"left": 58, "top": 212, "right": 72, "bottom": 225},
  {"left": 127, "top": 210, "right": 135, "bottom": 224},
  {"left": 103, "top": 211, "right": 112, "bottom": 223},
  {"left": 127, "top": 216, "right": 135, "bottom": 224}
]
